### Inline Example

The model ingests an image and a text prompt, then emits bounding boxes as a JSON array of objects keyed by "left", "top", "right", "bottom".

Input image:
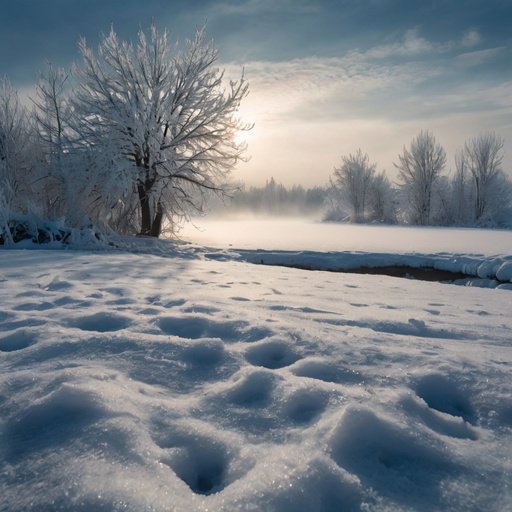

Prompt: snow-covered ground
[
  {"left": 180, "top": 218, "right": 512, "bottom": 255},
  {"left": 1, "top": 229, "right": 511, "bottom": 511}
]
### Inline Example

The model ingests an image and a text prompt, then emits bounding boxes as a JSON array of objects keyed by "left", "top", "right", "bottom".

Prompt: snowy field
[
  {"left": 0, "top": 226, "right": 511, "bottom": 511},
  {"left": 180, "top": 218, "right": 512, "bottom": 255}
]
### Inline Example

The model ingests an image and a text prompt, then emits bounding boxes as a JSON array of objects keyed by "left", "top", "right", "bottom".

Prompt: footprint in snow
[
  {"left": 153, "top": 427, "right": 237, "bottom": 496},
  {"left": 67, "top": 312, "right": 132, "bottom": 332},
  {"left": 15, "top": 290, "right": 48, "bottom": 299},
  {"left": 157, "top": 316, "right": 272, "bottom": 342},
  {"left": 138, "top": 307, "right": 162, "bottom": 316},
  {"left": 53, "top": 296, "right": 87, "bottom": 307},
  {"left": 181, "top": 339, "right": 226, "bottom": 366},
  {"left": 162, "top": 298, "right": 187, "bottom": 308},
  {"left": 329, "top": 406, "right": 457, "bottom": 505},
  {"left": 13, "top": 302, "right": 55, "bottom": 312},
  {"left": 0, "top": 330, "right": 37, "bottom": 352},
  {"left": 282, "top": 388, "right": 330, "bottom": 424},
  {"left": 245, "top": 339, "right": 301, "bottom": 369},
  {"left": 183, "top": 305, "right": 221, "bottom": 314},
  {"left": 226, "top": 369, "right": 277, "bottom": 407},
  {"left": 100, "top": 287, "right": 127, "bottom": 297},
  {"left": 291, "top": 358, "right": 364, "bottom": 385},
  {"left": 0, "top": 318, "right": 46, "bottom": 331},
  {"left": 0, "top": 311, "right": 15, "bottom": 323},
  {"left": 413, "top": 374, "right": 475, "bottom": 423},
  {"left": 399, "top": 394, "right": 478, "bottom": 440},
  {"left": 106, "top": 298, "right": 136, "bottom": 306},
  {"left": 4, "top": 385, "right": 104, "bottom": 461},
  {"left": 45, "top": 278, "right": 73, "bottom": 291}
]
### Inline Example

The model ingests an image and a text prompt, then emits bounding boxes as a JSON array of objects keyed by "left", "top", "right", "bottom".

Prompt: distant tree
[
  {"left": 331, "top": 149, "right": 376, "bottom": 222},
  {"left": 433, "top": 174, "right": 455, "bottom": 225},
  {"left": 71, "top": 25, "right": 250, "bottom": 237},
  {"left": 462, "top": 132, "right": 504, "bottom": 222},
  {"left": 451, "top": 148, "right": 471, "bottom": 224},
  {"left": 368, "top": 170, "right": 396, "bottom": 223},
  {"left": 395, "top": 130, "right": 446, "bottom": 225},
  {"left": 221, "top": 177, "right": 327, "bottom": 216}
]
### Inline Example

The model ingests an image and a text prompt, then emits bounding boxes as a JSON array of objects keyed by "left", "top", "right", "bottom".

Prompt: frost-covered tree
[
  {"left": 331, "top": 149, "right": 376, "bottom": 222},
  {"left": 451, "top": 149, "right": 471, "bottom": 224},
  {"left": 368, "top": 171, "right": 396, "bottom": 223},
  {"left": 395, "top": 130, "right": 446, "bottom": 225},
  {"left": 0, "top": 78, "right": 33, "bottom": 210},
  {"left": 31, "top": 64, "right": 73, "bottom": 218},
  {"left": 462, "top": 132, "right": 504, "bottom": 222},
  {"left": 33, "top": 64, "right": 70, "bottom": 166},
  {"left": 71, "top": 25, "right": 250, "bottom": 237}
]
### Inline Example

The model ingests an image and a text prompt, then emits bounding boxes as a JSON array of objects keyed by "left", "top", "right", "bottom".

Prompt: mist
[{"left": 204, "top": 178, "right": 328, "bottom": 221}]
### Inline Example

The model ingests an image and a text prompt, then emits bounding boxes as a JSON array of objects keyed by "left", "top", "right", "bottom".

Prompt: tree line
[
  {"left": 0, "top": 25, "right": 249, "bottom": 239},
  {"left": 208, "top": 177, "right": 327, "bottom": 216},
  {"left": 208, "top": 131, "right": 511, "bottom": 228},
  {"left": 327, "top": 130, "right": 512, "bottom": 227}
]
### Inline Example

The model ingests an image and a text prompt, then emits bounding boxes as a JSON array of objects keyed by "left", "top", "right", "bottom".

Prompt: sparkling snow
[{"left": 0, "top": 229, "right": 511, "bottom": 511}]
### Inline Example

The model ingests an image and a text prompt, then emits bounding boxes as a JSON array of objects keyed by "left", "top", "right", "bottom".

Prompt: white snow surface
[
  {"left": 1, "top": 234, "right": 511, "bottom": 511},
  {"left": 180, "top": 218, "right": 512, "bottom": 255}
]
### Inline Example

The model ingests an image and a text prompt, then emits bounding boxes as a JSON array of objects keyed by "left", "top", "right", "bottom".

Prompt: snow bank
[{"left": 233, "top": 249, "right": 512, "bottom": 284}]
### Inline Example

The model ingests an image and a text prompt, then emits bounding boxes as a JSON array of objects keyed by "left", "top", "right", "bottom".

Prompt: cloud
[
  {"left": 454, "top": 47, "right": 506, "bottom": 67},
  {"left": 209, "top": 0, "right": 318, "bottom": 16},
  {"left": 223, "top": 26, "right": 511, "bottom": 128},
  {"left": 223, "top": 29, "right": 512, "bottom": 185},
  {"left": 461, "top": 30, "right": 481, "bottom": 48},
  {"left": 363, "top": 29, "right": 436, "bottom": 59},
  {"left": 349, "top": 28, "right": 485, "bottom": 61},
  {"left": 223, "top": 46, "right": 443, "bottom": 126}
]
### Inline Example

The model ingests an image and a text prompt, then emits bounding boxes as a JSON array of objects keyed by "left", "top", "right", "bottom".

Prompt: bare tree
[
  {"left": 32, "top": 64, "right": 72, "bottom": 218},
  {"left": 331, "top": 149, "right": 376, "bottom": 222},
  {"left": 463, "top": 132, "right": 504, "bottom": 221},
  {"left": 71, "top": 25, "right": 250, "bottom": 237},
  {"left": 395, "top": 130, "right": 446, "bottom": 225},
  {"left": 0, "top": 77, "right": 33, "bottom": 211},
  {"left": 451, "top": 148, "right": 470, "bottom": 224},
  {"left": 368, "top": 170, "right": 396, "bottom": 223}
]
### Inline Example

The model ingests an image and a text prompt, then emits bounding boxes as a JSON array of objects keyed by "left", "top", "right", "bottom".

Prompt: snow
[
  {"left": 1, "top": 227, "right": 511, "bottom": 511},
  {"left": 181, "top": 219, "right": 512, "bottom": 286},
  {"left": 180, "top": 218, "right": 512, "bottom": 255}
]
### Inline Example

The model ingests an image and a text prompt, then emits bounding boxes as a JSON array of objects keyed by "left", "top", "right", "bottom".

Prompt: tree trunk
[
  {"left": 137, "top": 182, "right": 152, "bottom": 236},
  {"left": 150, "top": 201, "right": 164, "bottom": 237}
]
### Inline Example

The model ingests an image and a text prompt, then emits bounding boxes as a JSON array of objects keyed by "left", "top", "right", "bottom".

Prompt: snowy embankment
[
  {"left": 0, "top": 240, "right": 511, "bottom": 512},
  {"left": 230, "top": 248, "right": 512, "bottom": 288}
]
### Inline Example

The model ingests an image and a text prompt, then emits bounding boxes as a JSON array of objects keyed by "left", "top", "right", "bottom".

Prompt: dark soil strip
[
  {"left": 258, "top": 263, "right": 469, "bottom": 283},
  {"left": 337, "top": 265, "right": 468, "bottom": 282}
]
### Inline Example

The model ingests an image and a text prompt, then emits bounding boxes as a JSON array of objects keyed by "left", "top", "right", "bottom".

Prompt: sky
[{"left": 2, "top": 0, "right": 512, "bottom": 187}]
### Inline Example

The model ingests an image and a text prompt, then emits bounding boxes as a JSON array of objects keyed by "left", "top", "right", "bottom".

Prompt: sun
[{"left": 234, "top": 124, "right": 256, "bottom": 146}]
